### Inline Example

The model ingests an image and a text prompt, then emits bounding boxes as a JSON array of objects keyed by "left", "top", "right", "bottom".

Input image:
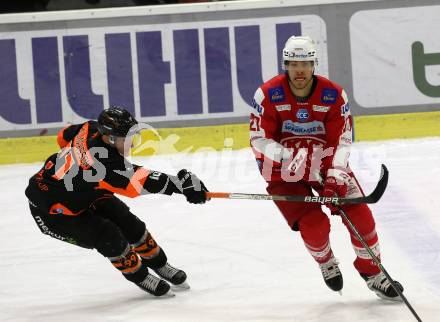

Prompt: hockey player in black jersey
[{"left": 25, "top": 106, "right": 209, "bottom": 297}]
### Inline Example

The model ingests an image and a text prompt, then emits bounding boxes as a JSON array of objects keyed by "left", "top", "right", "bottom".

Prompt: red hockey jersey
[{"left": 250, "top": 74, "right": 353, "bottom": 183}]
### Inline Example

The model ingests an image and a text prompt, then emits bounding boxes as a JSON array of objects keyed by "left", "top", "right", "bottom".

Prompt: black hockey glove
[
  {"left": 177, "top": 169, "right": 209, "bottom": 204},
  {"left": 143, "top": 170, "right": 182, "bottom": 195}
]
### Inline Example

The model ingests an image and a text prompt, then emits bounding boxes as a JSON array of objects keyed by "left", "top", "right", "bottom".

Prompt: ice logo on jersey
[
  {"left": 296, "top": 109, "right": 309, "bottom": 122},
  {"left": 282, "top": 120, "right": 326, "bottom": 135}
]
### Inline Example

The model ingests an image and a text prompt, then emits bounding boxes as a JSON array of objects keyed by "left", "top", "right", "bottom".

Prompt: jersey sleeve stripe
[
  {"left": 251, "top": 137, "right": 291, "bottom": 163},
  {"left": 97, "top": 167, "right": 150, "bottom": 198}
]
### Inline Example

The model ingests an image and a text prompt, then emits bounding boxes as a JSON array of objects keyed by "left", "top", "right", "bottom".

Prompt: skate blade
[
  {"left": 171, "top": 282, "right": 190, "bottom": 292},
  {"left": 157, "top": 290, "right": 176, "bottom": 298},
  {"left": 338, "top": 290, "right": 342, "bottom": 296},
  {"left": 375, "top": 291, "right": 403, "bottom": 302}
]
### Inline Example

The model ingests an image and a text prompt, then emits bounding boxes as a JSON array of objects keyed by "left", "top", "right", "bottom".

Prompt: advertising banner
[
  {"left": 0, "top": 14, "right": 328, "bottom": 132},
  {"left": 350, "top": 5, "right": 440, "bottom": 108}
]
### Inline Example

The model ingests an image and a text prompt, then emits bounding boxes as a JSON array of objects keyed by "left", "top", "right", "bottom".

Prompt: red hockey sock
[
  {"left": 341, "top": 204, "right": 381, "bottom": 276},
  {"left": 304, "top": 240, "right": 333, "bottom": 264},
  {"left": 299, "top": 211, "right": 332, "bottom": 264},
  {"left": 351, "top": 231, "right": 381, "bottom": 275}
]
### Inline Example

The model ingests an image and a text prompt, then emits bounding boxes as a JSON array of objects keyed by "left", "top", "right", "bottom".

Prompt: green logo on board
[{"left": 412, "top": 41, "right": 440, "bottom": 97}]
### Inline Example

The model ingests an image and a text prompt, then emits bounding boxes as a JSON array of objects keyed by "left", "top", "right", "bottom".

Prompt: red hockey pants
[{"left": 267, "top": 179, "right": 381, "bottom": 276}]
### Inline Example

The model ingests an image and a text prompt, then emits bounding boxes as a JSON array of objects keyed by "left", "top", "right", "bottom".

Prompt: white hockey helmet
[{"left": 282, "top": 35, "right": 318, "bottom": 70}]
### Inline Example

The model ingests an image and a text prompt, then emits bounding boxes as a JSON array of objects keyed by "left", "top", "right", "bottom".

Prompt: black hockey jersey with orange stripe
[{"left": 25, "top": 121, "right": 181, "bottom": 215}]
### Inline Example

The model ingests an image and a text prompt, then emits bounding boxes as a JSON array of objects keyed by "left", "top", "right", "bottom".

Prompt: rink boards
[
  {"left": 1, "top": 110, "right": 439, "bottom": 165},
  {"left": 1, "top": 0, "right": 439, "bottom": 164}
]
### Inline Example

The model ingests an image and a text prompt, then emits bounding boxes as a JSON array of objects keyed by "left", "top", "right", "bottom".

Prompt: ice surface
[{"left": 1, "top": 138, "right": 439, "bottom": 322}]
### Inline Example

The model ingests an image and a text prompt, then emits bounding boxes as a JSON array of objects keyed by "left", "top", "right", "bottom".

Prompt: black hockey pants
[{"left": 28, "top": 195, "right": 146, "bottom": 258}]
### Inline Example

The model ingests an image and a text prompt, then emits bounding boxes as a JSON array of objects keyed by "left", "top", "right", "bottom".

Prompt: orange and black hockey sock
[
  {"left": 110, "top": 245, "right": 143, "bottom": 275},
  {"left": 131, "top": 230, "right": 167, "bottom": 269}
]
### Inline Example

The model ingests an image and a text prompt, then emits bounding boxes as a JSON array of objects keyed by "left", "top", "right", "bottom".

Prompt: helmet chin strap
[{"left": 109, "top": 135, "right": 116, "bottom": 145}]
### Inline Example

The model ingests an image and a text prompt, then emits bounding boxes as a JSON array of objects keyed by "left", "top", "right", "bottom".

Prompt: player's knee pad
[
  {"left": 131, "top": 230, "right": 167, "bottom": 269},
  {"left": 94, "top": 220, "right": 128, "bottom": 258}
]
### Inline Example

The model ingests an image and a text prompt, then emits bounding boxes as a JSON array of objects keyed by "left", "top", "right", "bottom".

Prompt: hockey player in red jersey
[
  {"left": 250, "top": 36, "right": 403, "bottom": 300},
  {"left": 25, "top": 106, "right": 209, "bottom": 297}
]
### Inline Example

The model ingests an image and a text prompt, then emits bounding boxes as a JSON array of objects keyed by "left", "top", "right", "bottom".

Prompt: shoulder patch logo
[
  {"left": 268, "top": 87, "right": 285, "bottom": 103},
  {"left": 321, "top": 88, "right": 338, "bottom": 104}
]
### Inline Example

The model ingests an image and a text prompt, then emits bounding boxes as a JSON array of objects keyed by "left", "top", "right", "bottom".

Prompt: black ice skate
[
  {"left": 361, "top": 272, "right": 403, "bottom": 301},
  {"left": 154, "top": 263, "right": 189, "bottom": 289},
  {"left": 136, "top": 273, "right": 172, "bottom": 297},
  {"left": 112, "top": 248, "right": 172, "bottom": 297},
  {"left": 319, "top": 256, "right": 343, "bottom": 292}
]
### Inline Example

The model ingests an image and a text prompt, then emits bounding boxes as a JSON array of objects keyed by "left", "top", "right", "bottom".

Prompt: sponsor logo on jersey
[
  {"left": 282, "top": 120, "right": 326, "bottom": 135},
  {"left": 34, "top": 215, "right": 66, "bottom": 241},
  {"left": 321, "top": 88, "right": 338, "bottom": 104},
  {"left": 251, "top": 99, "right": 264, "bottom": 115},
  {"left": 312, "top": 105, "right": 330, "bottom": 112},
  {"left": 296, "top": 108, "right": 309, "bottom": 122},
  {"left": 275, "top": 104, "right": 291, "bottom": 112},
  {"left": 268, "top": 87, "right": 285, "bottom": 103},
  {"left": 341, "top": 103, "right": 350, "bottom": 116}
]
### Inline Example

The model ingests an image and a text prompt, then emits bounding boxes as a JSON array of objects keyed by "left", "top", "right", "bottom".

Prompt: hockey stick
[
  {"left": 338, "top": 207, "right": 422, "bottom": 322},
  {"left": 206, "top": 164, "right": 388, "bottom": 205}
]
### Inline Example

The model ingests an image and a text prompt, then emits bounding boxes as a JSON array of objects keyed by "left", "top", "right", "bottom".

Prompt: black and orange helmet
[{"left": 97, "top": 106, "right": 138, "bottom": 137}]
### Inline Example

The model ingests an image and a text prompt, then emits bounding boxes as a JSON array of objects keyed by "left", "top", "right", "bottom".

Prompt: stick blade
[
  {"left": 342, "top": 164, "right": 389, "bottom": 205},
  {"left": 367, "top": 164, "right": 389, "bottom": 203}
]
